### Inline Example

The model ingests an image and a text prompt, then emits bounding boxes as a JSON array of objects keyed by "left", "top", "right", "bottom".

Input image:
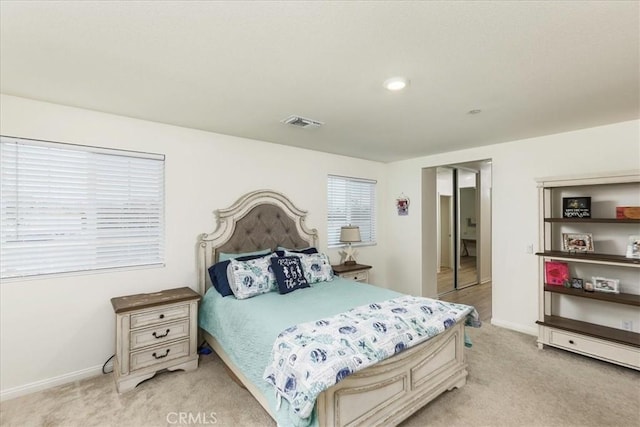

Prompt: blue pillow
[
  {"left": 270, "top": 256, "right": 310, "bottom": 295},
  {"left": 274, "top": 247, "right": 319, "bottom": 257},
  {"left": 218, "top": 248, "right": 271, "bottom": 262},
  {"left": 208, "top": 252, "right": 269, "bottom": 297}
]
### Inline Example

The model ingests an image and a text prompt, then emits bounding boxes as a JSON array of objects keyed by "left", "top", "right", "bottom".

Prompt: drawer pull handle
[
  {"left": 159, "top": 314, "right": 165, "bottom": 319},
  {"left": 569, "top": 340, "right": 575, "bottom": 345},
  {"left": 152, "top": 349, "right": 170, "bottom": 359},
  {"left": 152, "top": 329, "right": 170, "bottom": 339}
]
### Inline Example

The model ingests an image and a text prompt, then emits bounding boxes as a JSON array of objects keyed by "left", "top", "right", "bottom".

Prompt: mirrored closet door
[{"left": 436, "top": 160, "right": 491, "bottom": 295}]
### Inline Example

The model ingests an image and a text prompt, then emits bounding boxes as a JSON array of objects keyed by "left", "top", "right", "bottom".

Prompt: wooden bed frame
[{"left": 197, "top": 189, "right": 469, "bottom": 427}]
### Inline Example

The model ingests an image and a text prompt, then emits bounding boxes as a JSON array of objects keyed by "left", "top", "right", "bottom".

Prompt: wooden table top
[
  {"left": 110, "top": 287, "right": 201, "bottom": 313},
  {"left": 331, "top": 263, "right": 372, "bottom": 274}
]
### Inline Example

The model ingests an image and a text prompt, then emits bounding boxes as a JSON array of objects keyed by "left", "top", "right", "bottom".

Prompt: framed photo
[
  {"left": 544, "top": 261, "right": 569, "bottom": 285},
  {"left": 563, "top": 197, "right": 591, "bottom": 218},
  {"left": 626, "top": 235, "right": 640, "bottom": 259},
  {"left": 571, "top": 278, "right": 583, "bottom": 289},
  {"left": 562, "top": 233, "right": 594, "bottom": 252},
  {"left": 592, "top": 277, "right": 620, "bottom": 294}
]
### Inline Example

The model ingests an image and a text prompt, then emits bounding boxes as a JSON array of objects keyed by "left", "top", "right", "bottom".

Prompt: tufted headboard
[{"left": 197, "top": 189, "right": 319, "bottom": 295}]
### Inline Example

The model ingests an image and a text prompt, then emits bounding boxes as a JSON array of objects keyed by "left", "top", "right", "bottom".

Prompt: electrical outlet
[{"left": 621, "top": 320, "right": 633, "bottom": 331}]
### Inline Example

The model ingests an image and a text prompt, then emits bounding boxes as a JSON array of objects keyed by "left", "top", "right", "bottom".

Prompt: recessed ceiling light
[
  {"left": 383, "top": 77, "right": 409, "bottom": 91},
  {"left": 468, "top": 109, "right": 482, "bottom": 115}
]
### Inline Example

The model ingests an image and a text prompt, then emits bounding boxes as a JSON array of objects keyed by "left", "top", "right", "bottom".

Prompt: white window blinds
[
  {"left": 0, "top": 136, "right": 165, "bottom": 279},
  {"left": 327, "top": 175, "right": 377, "bottom": 247}
]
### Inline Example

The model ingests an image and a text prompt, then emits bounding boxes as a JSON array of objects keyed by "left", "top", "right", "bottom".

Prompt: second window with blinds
[{"left": 327, "top": 175, "right": 377, "bottom": 248}]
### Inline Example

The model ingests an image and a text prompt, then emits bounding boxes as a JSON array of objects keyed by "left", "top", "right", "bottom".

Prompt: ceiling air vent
[{"left": 281, "top": 115, "right": 324, "bottom": 128}]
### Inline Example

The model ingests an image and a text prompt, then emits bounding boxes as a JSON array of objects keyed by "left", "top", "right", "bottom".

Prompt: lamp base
[{"left": 344, "top": 260, "right": 356, "bottom": 266}]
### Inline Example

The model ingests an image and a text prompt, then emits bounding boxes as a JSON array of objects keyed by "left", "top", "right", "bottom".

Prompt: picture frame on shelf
[
  {"left": 562, "top": 197, "right": 591, "bottom": 218},
  {"left": 626, "top": 235, "right": 640, "bottom": 259},
  {"left": 592, "top": 277, "right": 620, "bottom": 294},
  {"left": 562, "top": 233, "right": 594, "bottom": 252},
  {"left": 570, "top": 278, "right": 583, "bottom": 289},
  {"left": 544, "top": 261, "right": 569, "bottom": 285}
]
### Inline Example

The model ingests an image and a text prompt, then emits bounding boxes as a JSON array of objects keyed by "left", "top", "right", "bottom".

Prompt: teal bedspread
[
  {"left": 198, "top": 278, "right": 401, "bottom": 427},
  {"left": 198, "top": 276, "right": 480, "bottom": 427}
]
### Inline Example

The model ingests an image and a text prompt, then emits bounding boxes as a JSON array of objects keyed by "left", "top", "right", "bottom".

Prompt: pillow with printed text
[{"left": 270, "top": 256, "right": 310, "bottom": 294}]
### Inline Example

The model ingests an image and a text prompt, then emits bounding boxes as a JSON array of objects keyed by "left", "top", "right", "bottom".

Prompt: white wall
[
  {"left": 2, "top": 93, "right": 638, "bottom": 399},
  {"left": 0, "top": 94, "right": 388, "bottom": 399},
  {"left": 387, "top": 120, "right": 640, "bottom": 334}
]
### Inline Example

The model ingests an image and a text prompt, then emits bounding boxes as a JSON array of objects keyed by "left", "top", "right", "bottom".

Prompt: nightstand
[
  {"left": 110, "top": 287, "right": 201, "bottom": 393},
  {"left": 332, "top": 263, "right": 372, "bottom": 283}
]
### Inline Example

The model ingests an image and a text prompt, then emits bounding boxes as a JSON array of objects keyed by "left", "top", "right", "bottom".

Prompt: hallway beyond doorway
[
  {"left": 439, "top": 279, "right": 492, "bottom": 322},
  {"left": 437, "top": 255, "right": 477, "bottom": 294}
]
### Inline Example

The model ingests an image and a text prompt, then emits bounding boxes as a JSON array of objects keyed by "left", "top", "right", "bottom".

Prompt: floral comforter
[{"left": 263, "top": 295, "right": 481, "bottom": 419}]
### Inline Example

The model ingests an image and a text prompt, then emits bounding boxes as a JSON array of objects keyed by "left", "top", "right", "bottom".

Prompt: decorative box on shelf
[
  {"left": 616, "top": 206, "right": 640, "bottom": 219},
  {"left": 110, "top": 287, "right": 201, "bottom": 393}
]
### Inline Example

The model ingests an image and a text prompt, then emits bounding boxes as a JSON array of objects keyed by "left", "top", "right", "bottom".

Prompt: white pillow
[
  {"left": 284, "top": 251, "right": 334, "bottom": 283},
  {"left": 227, "top": 255, "right": 277, "bottom": 299}
]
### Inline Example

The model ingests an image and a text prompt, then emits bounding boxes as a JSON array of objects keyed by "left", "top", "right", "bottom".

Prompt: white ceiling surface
[{"left": 1, "top": 1, "right": 638, "bottom": 163}]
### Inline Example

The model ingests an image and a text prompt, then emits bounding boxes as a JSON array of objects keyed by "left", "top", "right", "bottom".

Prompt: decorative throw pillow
[
  {"left": 285, "top": 251, "right": 333, "bottom": 283},
  {"left": 208, "top": 253, "right": 270, "bottom": 297},
  {"left": 227, "top": 255, "right": 277, "bottom": 300},
  {"left": 270, "top": 256, "right": 310, "bottom": 294}
]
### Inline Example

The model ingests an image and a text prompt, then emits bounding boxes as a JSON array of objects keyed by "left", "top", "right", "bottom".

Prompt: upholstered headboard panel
[
  {"left": 216, "top": 204, "right": 310, "bottom": 254},
  {"left": 197, "top": 190, "right": 319, "bottom": 295}
]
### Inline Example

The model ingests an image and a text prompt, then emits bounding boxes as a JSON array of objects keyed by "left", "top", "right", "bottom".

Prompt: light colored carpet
[{"left": 1, "top": 324, "right": 639, "bottom": 427}]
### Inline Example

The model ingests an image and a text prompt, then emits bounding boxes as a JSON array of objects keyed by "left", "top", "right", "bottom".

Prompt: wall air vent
[{"left": 281, "top": 115, "right": 324, "bottom": 128}]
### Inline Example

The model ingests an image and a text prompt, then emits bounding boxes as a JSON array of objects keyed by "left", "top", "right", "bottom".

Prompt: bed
[{"left": 197, "top": 189, "right": 477, "bottom": 427}]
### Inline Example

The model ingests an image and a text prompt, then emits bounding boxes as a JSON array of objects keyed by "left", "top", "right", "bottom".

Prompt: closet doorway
[{"left": 435, "top": 160, "right": 492, "bottom": 295}]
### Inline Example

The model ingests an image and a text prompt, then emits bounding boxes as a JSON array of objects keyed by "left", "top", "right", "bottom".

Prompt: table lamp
[{"left": 339, "top": 225, "right": 361, "bottom": 265}]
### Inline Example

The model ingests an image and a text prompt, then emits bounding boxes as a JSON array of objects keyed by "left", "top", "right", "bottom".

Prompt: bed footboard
[
  {"left": 316, "top": 321, "right": 467, "bottom": 427},
  {"left": 204, "top": 321, "right": 468, "bottom": 427}
]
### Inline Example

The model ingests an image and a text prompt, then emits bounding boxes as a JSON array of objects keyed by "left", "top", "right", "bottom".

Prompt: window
[
  {"left": 0, "top": 136, "right": 165, "bottom": 279},
  {"left": 327, "top": 174, "right": 376, "bottom": 247}
]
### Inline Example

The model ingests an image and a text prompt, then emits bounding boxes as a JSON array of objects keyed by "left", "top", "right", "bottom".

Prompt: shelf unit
[{"left": 536, "top": 170, "right": 640, "bottom": 370}]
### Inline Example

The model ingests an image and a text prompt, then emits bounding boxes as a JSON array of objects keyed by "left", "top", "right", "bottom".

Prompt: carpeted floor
[{"left": 1, "top": 324, "right": 639, "bottom": 427}]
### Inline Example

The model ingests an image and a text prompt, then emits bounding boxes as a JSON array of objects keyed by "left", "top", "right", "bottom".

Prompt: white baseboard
[
  {"left": 491, "top": 318, "right": 538, "bottom": 336},
  {"left": 0, "top": 360, "right": 113, "bottom": 402}
]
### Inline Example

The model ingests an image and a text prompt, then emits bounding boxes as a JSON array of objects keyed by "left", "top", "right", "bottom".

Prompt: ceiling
[{"left": 1, "top": 1, "right": 638, "bottom": 163}]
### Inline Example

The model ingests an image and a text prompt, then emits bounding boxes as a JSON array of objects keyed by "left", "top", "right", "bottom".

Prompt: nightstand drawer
[
  {"left": 130, "top": 319, "right": 190, "bottom": 351},
  {"left": 130, "top": 304, "right": 190, "bottom": 329},
  {"left": 340, "top": 270, "right": 369, "bottom": 283},
  {"left": 130, "top": 339, "right": 190, "bottom": 371}
]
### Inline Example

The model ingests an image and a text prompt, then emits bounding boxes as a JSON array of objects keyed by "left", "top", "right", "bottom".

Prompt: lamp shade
[{"left": 339, "top": 226, "right": 361, "bottom": 243}]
